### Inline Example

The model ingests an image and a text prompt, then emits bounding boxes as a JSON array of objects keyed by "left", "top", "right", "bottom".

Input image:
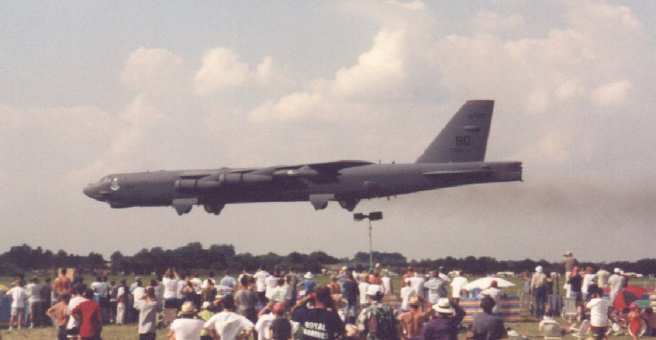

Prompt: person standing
[
  {"left": 381, "top": 271, "right": 392, "bottom": 296},
  {"left": 254, "top": 267, "right": 270, "bottom": 306},
  {"left": 568, "top": 267, "right": 583, "bottom": 318},
  {"left": 422, "top": 298, "right": 464, "bottom": 340},
  {"left": 115, "top": 279, "right": 128, "bottom": 325},
  {"left": 234, "top": 275, "right": 258, "bottom": 323},
  {"left": 71, "top": 289, "right": 102, "bottom": 340},
  {"left": 471, "top": 296, "right": 506, "bottom": 340},
  {"left": 169, "top": 301, "right": 205, "bottom": 340},
  {"left": 408, "top": 271, "right": 426, "bottom": 301},
  {"left": 302, "top": 272, "right": 316, "bottom": 294},
  {"left": 135, "top": 287, "right": 160, "bottom": 340},
  {"left": 25, "top": 277, "right": 44, "bottom": 328},
  {"left": 424, "top": 271, "right": 447, "bottom": 305},
  {"left": 53, "top": 269, "right": 72, "bottom": 300},
  {"left": 47, "top": 294, "right": 70, "bottom": 340},
  {"left": 399, "top": 280, "right": 416, "bottom": 312},
  {"left": 296, "top": 286, "right": 345, "bottom": 340},
  {"left": 357, "top": 285, "right": 398, "bottom": 340},
  {"left": 398, "top": 297, "right": 426, "bottom": 340},
  {"left": 530, "top": 266, "right": 547, "bottom": 318},
  {"left": 581, "top": 266, "right": 597, "bottom": 301},
  {"left": 6, "top": 280, "right": 28, "bottom": 331},
  {"left": 341, "top": 272, "right": 359, "bottom": 324},
  {"left": 204, "top": 295, "right": 254, "bottom": 340},
  {"left": 608, "top": 268, "right": 625, "bottom": 304},
  {"left": 481, "top": 281, "right": 502, "bottom": 314},
  {"left": 450, "top": 271, "right": 468, "bottom": 301}
]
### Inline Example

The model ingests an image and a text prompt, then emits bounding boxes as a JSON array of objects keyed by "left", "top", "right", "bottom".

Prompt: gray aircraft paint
[{"left": 83, "top": 100, "right": 523, "bottom": 215}]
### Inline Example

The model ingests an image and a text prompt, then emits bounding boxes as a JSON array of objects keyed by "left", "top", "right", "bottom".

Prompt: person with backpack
[{"left": 357, "top": 285, "right": 399, "bottom": 340}]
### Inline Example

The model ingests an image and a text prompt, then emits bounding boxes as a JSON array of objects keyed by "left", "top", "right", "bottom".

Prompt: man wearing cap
[
  {"left": 562, "top": 252, "right": 578, "bottom": 274},
  {"left": 303, "top": 272, "right": 317, "bottom": 294},
  {"left": 530, "top": 266, "right": 547, "bottom": 318},
  {"left": 294, "top": 286, "right": 345, "bottom": 340},
  {"left": 422, "top": 298, "right": 464, "bottom": 340},
  {"left": 357, "top": 285, "right": 399, "bottom": 340}
]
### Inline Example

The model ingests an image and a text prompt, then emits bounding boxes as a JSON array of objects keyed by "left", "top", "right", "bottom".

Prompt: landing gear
[
  {"left": 339, "top": 199, "right": 360, "bottom": 212},
  {"left": 203, "top": 203, "right": 225, "bottom": 215}
]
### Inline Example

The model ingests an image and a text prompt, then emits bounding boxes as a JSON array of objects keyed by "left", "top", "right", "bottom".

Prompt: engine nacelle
[{"left": 219, "top": 173, "right": 272, "bottom": 185}]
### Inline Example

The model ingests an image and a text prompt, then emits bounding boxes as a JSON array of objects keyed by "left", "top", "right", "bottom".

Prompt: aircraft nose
[{"left": 83, "top": 183, "right": 103, "bottom": 201}]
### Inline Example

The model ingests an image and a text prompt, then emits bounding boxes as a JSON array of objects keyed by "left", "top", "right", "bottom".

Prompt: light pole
[{"left": 354, "top": 211, "right": 383, "bottom": 272}]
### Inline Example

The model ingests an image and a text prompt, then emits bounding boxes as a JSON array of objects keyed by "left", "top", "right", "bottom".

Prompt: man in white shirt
[
  {"left": 581, "top": 266, "right": 597, "bottom": 300},
  {"left": 6, "top": 281, "right": 28, "bottom": 331},
  {"left": 204, "top": 295, "right": 254, "bottom": 340},
  {"left": 586, "top": 289, "right": 610, "bottom": 340},
  {"left": 399, "top": 279, "right": 416, "bottom": 311},
  {"left": 423, "top": 271, "right": 446, "bottom": 305},
  {"left": 170, "top": 301, "right": 205, "bottom": 340},
  {"left": 608, "top": 268, "right": 625, "bottom": 303},
  {"left": 450, "top": 271, "right": 468, "bottom": 300},
  {"left": 264, "top": 274, "right": 279, "bottom": 301},
  {"left": 25, "top": 277, "right": 44, "bottom": 328},
  {"left": 481, "top": 281, "right": 502, "bottom": 314},
  {"left": 357, "top": 274, "right": 370, "bottom": 307},
  {"left": 255, "top": 302, "right": 285, "bottom": 340},
  {"left": 66, "top": 284, "right": 89, "bottom": 337},
  {"left": 254, "top": 268, "right": 270, "bottom": 305},
  {"left": 408, "top": 271, "right": 426, "bottom": 300},
  {"left": 381, "top": 271, "right": 392, "bottom": 295}
]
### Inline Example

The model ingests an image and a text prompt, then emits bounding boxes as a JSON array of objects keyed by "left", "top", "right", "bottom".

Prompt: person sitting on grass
[{"left": 538, "top": 310, "right": 567, "bottom": 338}]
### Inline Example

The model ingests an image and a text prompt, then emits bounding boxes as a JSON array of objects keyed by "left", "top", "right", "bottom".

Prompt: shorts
[
  {"left": 10, "top": 307, "right": 24, "bottom": 317},
  {"left": 590, "top": 326, "right": 607, "bottom": 340},
  {"left": 67, "top": 327, "right": 80, "bottom": 338},
  {"left": 164, "top": 298, "right": 180, "bottom": 309}
]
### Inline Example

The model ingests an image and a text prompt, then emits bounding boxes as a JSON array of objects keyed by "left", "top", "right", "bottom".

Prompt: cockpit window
[{"left": 110, "top": 177, "right": 120, "bottom": 191}]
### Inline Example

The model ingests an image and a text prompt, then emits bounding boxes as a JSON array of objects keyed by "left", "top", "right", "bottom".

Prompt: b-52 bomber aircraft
[{"left": 84, "top": 100, "right": 522, "bottom": 215}]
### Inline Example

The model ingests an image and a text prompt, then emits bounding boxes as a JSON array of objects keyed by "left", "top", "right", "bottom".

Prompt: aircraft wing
[{"left": 250, "top": 160, "right": 373, "bottom": 180}]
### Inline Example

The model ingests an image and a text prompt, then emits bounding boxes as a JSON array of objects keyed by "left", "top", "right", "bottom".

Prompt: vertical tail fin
[{"left": 416, "top": 100, "right": 494, "bottom": 163}]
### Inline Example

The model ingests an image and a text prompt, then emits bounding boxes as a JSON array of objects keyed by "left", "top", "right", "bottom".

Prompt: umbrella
[
  {"left": 464, "top": 277, "right": 515, "bottom": 290},
  {"left": 613, "top": 285, "right": 647, "bottom": 312}
]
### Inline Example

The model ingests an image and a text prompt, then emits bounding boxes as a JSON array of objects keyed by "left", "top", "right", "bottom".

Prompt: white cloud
[
  {"left": 194, "top": 48, "right": 250, "bottom": 95},
  {"left": 193, "top": 48, "right": 284, "bottom": 95},
  {"left": 590, "top": 80, "right": 632, "bottom": 107},
  {"left": 120, "top": 47, "right": 185, "bottom": 95},
  {"left": 472, "top": 10, "right": 525, "bottom": 32},
  {"left": 385, "top": 0, "right": 425, "bottom": 11},
  {"left": 333, "top": 30, "right": 406, "bottom": 98}
]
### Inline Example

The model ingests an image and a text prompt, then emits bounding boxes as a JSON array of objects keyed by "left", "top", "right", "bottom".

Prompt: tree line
[{"left": 2, "top": 243, "right": 656, "bottom": 276}]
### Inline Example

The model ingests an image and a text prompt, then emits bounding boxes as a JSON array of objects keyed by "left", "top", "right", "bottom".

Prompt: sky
[{"left": 1, "top": 1, "right": 655, "bottom": 262}]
